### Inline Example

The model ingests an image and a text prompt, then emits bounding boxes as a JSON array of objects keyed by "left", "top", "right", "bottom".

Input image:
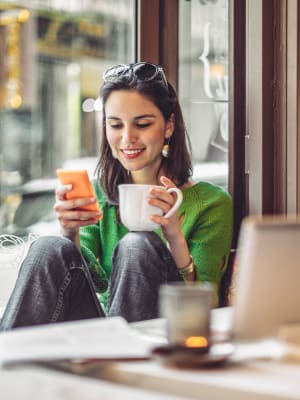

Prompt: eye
[
  {"left": 136, "top": 122, "right": 151, "bottom": 128},
  {"left": 108, "top": 122, "right": 122, "bottom": 129}
]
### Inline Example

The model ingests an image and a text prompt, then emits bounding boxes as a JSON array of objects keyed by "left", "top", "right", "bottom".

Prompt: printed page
[{"left": 0, "top": 317, "right": 163, "bottom": 366}]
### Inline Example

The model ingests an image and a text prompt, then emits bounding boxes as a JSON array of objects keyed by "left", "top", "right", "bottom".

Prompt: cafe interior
[{"left": 0, "top": 0, "right": 300, "bottom": 399}]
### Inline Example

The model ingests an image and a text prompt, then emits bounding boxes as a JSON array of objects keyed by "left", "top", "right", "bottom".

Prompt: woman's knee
[
  {"left": 115, "top": 231, "right": 165, "bottom": 256},
  {"left": 112, "top": 231, "right": 170, "bottom": 278},
  {"left": 30, "top": 235, "right": 71, "bottom": 250},
  {"left": 29, "top": 235, "right": 75, "bottom": 258},
  {"left": 24, "top": 235, "right": 82, "bottom": 274}
]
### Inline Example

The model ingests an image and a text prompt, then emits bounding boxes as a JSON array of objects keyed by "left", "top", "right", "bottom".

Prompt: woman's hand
[
  {"left": 149, "top": 176, "right": 194, "bottom": 281},
  {"left": 148, "top": 176, "right": 182, "bottom": 241},
  {"left": 54, "top": 184, "right": 102, "bottom": 240}
]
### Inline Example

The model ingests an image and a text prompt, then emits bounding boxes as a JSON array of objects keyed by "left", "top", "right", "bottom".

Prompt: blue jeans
[{"left": 0, "top": 232, "right": 182, "bottom": 331}]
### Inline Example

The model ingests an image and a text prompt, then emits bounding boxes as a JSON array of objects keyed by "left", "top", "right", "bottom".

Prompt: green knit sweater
[{"left": 79, "top": 181, "right": 233, "bottom": 312}]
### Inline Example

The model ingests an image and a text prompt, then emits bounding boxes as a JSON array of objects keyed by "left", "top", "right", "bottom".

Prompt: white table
[
  {"left": 1, "top": 308, "right": 300, "bottom": 400},
  {"left": 0, "top": 366, "right": 183, "bottom": 400},
  {"left": 95, "top": 310, "right": 300, "bottom": 400},
  {"left": 1, "top": 356, "right": 300, "bottom": 400},
  {"left": 98, "top": 357, "right": 300, "bottom": 400}
]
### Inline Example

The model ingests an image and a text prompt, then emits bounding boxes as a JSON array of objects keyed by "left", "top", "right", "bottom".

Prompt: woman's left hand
[
  {"left": 150, "top": 176, "right": 194, "bottom": 280},
  {"left": 148, "top": 176, "right": 182, "bottom": 241}
]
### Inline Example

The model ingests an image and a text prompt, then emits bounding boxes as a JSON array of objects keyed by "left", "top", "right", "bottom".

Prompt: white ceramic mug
[{"left": 118, "top": 184, "right": 183, "bottom": 231}]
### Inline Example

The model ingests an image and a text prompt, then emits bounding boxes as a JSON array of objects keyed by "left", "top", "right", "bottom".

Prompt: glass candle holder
[{"left": 159, "top": 282, "right": 214, "bottom": 351}]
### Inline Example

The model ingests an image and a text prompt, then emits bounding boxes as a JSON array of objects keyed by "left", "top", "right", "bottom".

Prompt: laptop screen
[{"left": 232, "top": 216, "right": 300, "bottom": 341}]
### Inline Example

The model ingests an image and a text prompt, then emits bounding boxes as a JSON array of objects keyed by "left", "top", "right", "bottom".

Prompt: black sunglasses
[{"left": 102, "top": 62, "right": 168, "bottom": 90}]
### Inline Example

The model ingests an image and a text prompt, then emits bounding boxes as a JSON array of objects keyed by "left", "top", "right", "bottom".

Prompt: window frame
[{"left": 137, "top": 0, "right": 245, "bottom": 245}]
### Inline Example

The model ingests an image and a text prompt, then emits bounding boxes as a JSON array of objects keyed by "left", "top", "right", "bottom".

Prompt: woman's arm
[
  {"left": 148, "top": 176, "right": 195, "bottom": 281},
  {"left": 150, "top": 177, "right": 233, "bottom": 302},
  {"left": 188, "top": 188, "right": 233, "bottom": 305}
]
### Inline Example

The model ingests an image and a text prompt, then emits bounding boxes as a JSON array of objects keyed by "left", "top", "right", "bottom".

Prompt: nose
[{"left": 121, "top": 126, "right": 137, "bottom": 145}]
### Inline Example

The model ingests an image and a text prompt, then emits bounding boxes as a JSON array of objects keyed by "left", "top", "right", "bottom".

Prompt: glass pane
[
  {"left": 0, "top": 0, "right": 134, "bottom": 237},
  {"left": 178, "top": 0, "right": 229, "bottom": 189}
]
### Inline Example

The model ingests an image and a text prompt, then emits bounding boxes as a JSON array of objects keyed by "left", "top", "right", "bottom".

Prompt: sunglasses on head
[{"left": 102, "top": 62, "right": 168, "bottom": 90}]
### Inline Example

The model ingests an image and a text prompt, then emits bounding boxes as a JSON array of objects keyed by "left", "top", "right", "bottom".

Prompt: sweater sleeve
[
  {"left": 187, "top": 186, "right": 233, "bottom": 303},
  {"left": 79, "top": 223, "right": 108, "bottom": 293}
]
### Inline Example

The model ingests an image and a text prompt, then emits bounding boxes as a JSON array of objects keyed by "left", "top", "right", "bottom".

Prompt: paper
[{"left": 0, "top": 317, "right": 161, "bottom": 367}]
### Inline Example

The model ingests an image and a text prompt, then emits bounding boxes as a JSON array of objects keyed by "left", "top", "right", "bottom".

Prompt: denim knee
[
  {"left": 108, "top": 232, "right": 181, "bottom": 321},
  {"left": 113, "top": 231, "right": 175, "bottom": 278},
  {"left": 116, "top": 231, "right": 167, "bottom": 257},
  {"left": 23, "top": 235, "right": 83, "bottom": 276},
  {"left": 30, "top": 235, "right": 77, "bottom": 254},
  {"left": 116, "top": 230, "right": 163, "bottom": 256}
]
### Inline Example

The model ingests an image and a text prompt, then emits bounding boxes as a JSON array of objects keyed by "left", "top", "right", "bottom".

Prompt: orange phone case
[{"left": 56, "top": 169, "right": 100, "bottom": 212}]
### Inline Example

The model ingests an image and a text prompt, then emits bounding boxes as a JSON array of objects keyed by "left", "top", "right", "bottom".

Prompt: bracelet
[{"left": 178, "top": 255, "right": 194, "bottom": 279}]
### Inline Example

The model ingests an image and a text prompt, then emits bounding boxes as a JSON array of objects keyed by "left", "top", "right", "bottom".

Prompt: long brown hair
[{"left": 96, "top": 68, "right": 192, "bottom": 204}]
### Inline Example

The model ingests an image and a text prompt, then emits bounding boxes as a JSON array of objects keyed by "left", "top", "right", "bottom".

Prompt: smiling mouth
[{"left": 121, "top": 148, "right": 145, "bottom": 158}]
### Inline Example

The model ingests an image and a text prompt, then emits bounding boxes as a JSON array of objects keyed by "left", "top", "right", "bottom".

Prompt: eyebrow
[
  {"left": 134, "top": 114, "right": 156, "bottom": 120},
  {"left": 106, "top": 116, "right": 121, "bottom": 121},
  {"left": 106, "top": 114, "right": 156, "bottom": 120}
]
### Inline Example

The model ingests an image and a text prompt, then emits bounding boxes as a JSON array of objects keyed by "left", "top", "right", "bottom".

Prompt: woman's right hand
[{"left": 54, "top": 184, "right": 102, "bottom": 240}]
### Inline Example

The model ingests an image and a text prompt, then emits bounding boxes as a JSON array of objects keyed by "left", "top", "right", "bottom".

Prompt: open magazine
[{"left": 0, "top": 317, "right": 167, "bottom": 369}]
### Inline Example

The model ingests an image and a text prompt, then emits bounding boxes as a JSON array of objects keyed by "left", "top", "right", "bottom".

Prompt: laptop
[{"left": 231, "top": 215, "right": 300, "bottom": 341}]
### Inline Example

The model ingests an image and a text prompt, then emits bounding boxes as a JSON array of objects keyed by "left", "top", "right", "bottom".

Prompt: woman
[{"left": 0, "top": 62, "right": 232, "bottom": 330}]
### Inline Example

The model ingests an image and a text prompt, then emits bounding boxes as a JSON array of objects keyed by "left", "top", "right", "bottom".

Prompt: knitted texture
[{"left": 80, "top": 181, "right": 233, "bottom": 311}]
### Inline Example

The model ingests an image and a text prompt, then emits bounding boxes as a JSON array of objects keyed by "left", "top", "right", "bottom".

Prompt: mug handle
[{"left": 164, "top": 188, "right": 183, "bottom": 219}]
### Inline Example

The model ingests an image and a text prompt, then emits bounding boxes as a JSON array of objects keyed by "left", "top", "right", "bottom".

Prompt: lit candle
[{"left": 159, "top": 283, "right": 213, "bottom": 349}]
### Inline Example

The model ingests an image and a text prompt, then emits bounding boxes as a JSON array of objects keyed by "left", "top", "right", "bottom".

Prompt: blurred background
[{"left": 0, "top": 0, "right": 229, "bottom": 239}]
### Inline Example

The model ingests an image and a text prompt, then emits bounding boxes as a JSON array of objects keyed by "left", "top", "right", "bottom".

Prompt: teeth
[{"left": 123, "top": 149, "right": 142, "bottom": 155}]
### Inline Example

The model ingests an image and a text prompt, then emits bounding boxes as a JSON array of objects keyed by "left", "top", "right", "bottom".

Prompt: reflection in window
[
  {"left": 178, "top": 0, "right": 229, "bottom": 189},
  {"left": 0, "top": 0, "right": 134, "bottom": 235}
]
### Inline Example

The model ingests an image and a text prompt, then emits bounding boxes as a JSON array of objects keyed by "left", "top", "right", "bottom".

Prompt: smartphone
[{"left": 56, "top": 169, "right": 100, "bottom": 212}]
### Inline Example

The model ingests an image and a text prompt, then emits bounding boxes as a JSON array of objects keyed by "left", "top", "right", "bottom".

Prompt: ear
[{"left": 165, "top": 113, "right": 175, "bottom": 139}]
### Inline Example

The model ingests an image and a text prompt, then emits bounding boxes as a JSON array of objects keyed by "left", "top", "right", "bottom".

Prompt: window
[
  {"left": 178, "top": 0, "right": 229, "bottom": 189},
  {"left": 0, "top": 0, "right": 135, "bottom": 236}
]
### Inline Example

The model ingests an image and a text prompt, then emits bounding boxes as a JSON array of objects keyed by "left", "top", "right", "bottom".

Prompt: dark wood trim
[
  {"left": 298, "top": 2, "right": 300, "bottom": 213},
  {"left": 137, "top": 0, "right": 178, "bottom": 89},
  {"left": 261, "top": 0, "right": 275, "bottom": 214},
  {"left": 273, "top": 0, "right": 287, "bottom": 214},
  {"left": 229, "top": 0, "right": 246, "bottom": 246},
  {"left": 137, "top": 0, "right": 160, "bottom": 63},
  {"left": 159, "top": 0, "right": 179, "bottom": 90}
]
